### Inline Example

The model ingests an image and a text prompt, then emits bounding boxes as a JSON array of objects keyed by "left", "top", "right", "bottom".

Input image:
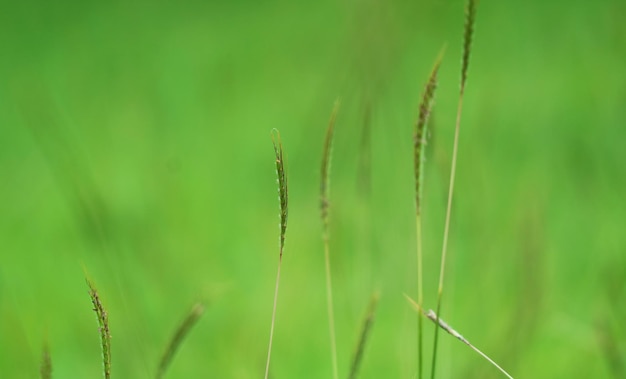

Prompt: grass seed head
[
  {"left": 271, "top": 129, "right": 288, "bottom": 255},
  {"left": 414, "top": 49, "right": 444, "bottom": 215},
  {"left": 320, "top": 100, "right": 340, "bottom": 236},
  {"left": 461, "top": 0, "right": 477, "bottom": 94},
  {"left": 87, "top": 278, "right": 111, "bottom": 379}
]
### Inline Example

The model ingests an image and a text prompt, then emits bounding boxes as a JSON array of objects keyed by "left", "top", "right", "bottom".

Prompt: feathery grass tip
[
  {"left": 348, "top": 292, "right": 380, "bottom": 379},
  {"left": 414, "top": 47, "right": 445, "bottom": 215},
  {"left": 40, "top": 342, "right": 52, "bottom": 379},
  {"left": 461, "top": 0, "right": 477, "bottom": 94},
  {"left": 87, "top": 279, "right": 111, "bottom": 379},
  {"left": 156, "top": 302, "right": 205, "bottom": 379},
  {"left": 320, "top": 100, "right": 340, "bottom": 237},
  {"left": 265, "top": 129, "right": 289, "bottom": 379}
]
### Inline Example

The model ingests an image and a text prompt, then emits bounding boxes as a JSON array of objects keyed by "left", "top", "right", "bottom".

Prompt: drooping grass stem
[{"left": 405, "top": 296, "right": 514, "bottom": 379}]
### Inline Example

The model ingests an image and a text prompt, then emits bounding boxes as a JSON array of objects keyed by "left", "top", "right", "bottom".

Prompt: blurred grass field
[{"left": 1, "top": 0, "right": 625, "bottom": 378}]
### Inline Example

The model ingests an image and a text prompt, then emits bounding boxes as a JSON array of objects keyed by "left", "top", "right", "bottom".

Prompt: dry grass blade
[
  {"left": 348, "top": 292, "right": 380, "bottom": 379},
  {"left": 426, "top": 311, "right": 513, "bottom": 378},
  {"left": 432, "top": 1, "right": 477, "bottom": 378},
  {"left": 404, "top": 296, "right": 513, "bottom": 379},
  {"left": 413, "top": 48, "right": 444, "bottom": 379},
  {"left": 320, "top": 101, "right": 340, "bottom": 379},
  {"left": 40, "top": 342, "right": 52, "bottom": 379},
  {"left": 87, "top": 279, "right": 111, "bottom": 379},
  {"left": 156, "top": 302, "right": 205, "bottom": 379},
  {"left": 265, "top": 129, "right": 289, "bottom": 379}
]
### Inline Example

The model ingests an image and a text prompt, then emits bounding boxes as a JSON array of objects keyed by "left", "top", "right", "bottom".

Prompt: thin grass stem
[
  {"left": 321, "top": 101, "right": 340, "bottom": 379},
  {"left": 431, "top": 1, "right": 476, "bottom": 377},
  {"left": 265, "top": 260, "right": 282, "bottom": 379},
  {"left": 416, "top": 216, "right": 424, "bottom": 379},
  {"left": 431, "top": 95, "right": 464, "bottom": 379}
]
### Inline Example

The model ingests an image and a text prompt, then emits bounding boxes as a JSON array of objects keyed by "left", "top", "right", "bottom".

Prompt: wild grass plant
[
  {"left": 24, "top": 1, "right": 521, "bottom": 378},
  {"left": 35, "top": 278, "right": 204, "bottom": 379},
  {"left": 265, "top": 129, "right": 289, "bottom": 379},
  {"left": 431, "top": 1, "right": 478, "bottom": 377}
]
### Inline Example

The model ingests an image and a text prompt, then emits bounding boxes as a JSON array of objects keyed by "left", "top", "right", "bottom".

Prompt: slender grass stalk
[
  {"left": 405, "top": 295, "right": 513, "bottom": 379},
  {"left": 348, "top": 292, "right": 380, "bottom": 379},
  {"left": 413, "top": 48, "right": 445, "bottom": 379},
  {"left": 431, "top": 1, "right": 477, "bottom": 378},
  {"left": 320, "top": 101, "right": 340, "bottom": 379},
  {"left": 265, "top": 129, "right": 289, "bottom": 379},
  {"left": 40, "top": 342, "right": 52, "bottom": 379},
  {"left": 156, "top": 302, "right": 205, "bottom": 379},
  {"left": 87, "top": 279, "right": 111, "bottom": 379}
]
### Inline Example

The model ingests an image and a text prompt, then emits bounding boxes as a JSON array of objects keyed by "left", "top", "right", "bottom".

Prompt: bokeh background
[{"left": 1, "top": 0, "right": 625, "bottom": 377}]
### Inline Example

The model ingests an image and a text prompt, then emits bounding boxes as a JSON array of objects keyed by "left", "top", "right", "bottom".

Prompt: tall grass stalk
[
  {"left": 431, "top": 1, "right": 477, "bottom": 378},
  {"left": 320, "top": 101, "right": 340, "bottom": 379},
  {"left": 413, "top": 49, "right": 444, "bottom": 379},
  {"left": 265, "top": 129, "right": 289, "bottom": 379},
  {"left": 87, "top": 279, "right": 111, "bottom": 379},
  {"left": 405, "top": 295, "right": 513, "bottom": 378},
  {"left": 348, "top": 292, "right": 380, "bottom": 379},
  {"left": 156, "top": 302, "right": 205, "bottom": 379}
]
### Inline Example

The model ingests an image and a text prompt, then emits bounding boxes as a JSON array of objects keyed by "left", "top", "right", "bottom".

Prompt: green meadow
[{"left": 1, "top": 0, "right": 625, "bottom": 377}]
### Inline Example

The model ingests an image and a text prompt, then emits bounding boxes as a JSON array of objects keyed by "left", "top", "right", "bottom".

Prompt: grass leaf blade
[
  {"left": 348, "top": 292, "right": 380, "bottom": 379},
  {"left": 156, "top": 303, "right": 205, "bottom": 379}
]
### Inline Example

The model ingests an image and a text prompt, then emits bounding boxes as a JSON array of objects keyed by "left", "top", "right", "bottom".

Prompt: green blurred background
[{"left": 1, "top": 0, "right": 625, "bottom": 377}]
